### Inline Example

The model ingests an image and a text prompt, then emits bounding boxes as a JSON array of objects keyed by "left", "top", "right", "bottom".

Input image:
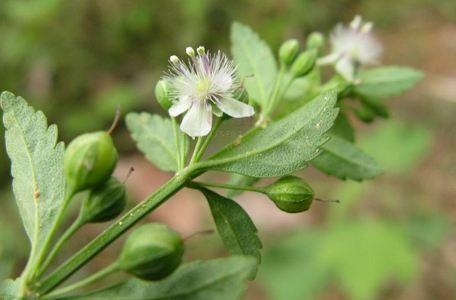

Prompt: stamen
[
  {"left": 170, "top": 55, "right": 180, "bottom": 65},
  {"left": 197, "top": 46, "right": 206, "bottom": 55},
  {"left": 186, "top": 47, "right": 195, "bottom": 57},
  {"left": 361, "top": 22, "right": 373, "bottom": 33},
  {"left": 350, "top": 15, "right": 362, "bottom": 30}
]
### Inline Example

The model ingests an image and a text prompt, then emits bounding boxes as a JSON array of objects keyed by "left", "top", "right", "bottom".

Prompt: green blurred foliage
[{"left": 259, "top": 121, "right": 454, "bottom": 299}]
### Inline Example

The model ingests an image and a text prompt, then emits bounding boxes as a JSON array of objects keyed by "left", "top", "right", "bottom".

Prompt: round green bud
[
  {"left": 64, "top": 131, "right": 118, "bottom": 192},
  {"left": 279, "top": 39, "right": 299, "bottom": 66},
  {"left": 290, "top": 49, "right": 318, "bottom": 78},
  {"left": 118, "top": 223, "right": 184, "bottom": 281},
  {"left": 355, "top": 105, "right": 375, "bottom": 123},
  {"left": 154, "top": 80, "right": 172, "bottom": 110},
  {"left": 79, "top": 177, "right": 126, "bottom": 223},
  {"left": 264, "top": 176, "right": 314, "bottom": 213},
  {"left": 306, "top": 32, "right": 325, "bottom": 50}
]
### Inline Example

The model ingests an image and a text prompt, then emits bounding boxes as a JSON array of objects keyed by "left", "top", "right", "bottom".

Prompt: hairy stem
[
  {"left": 35, "top": 168, "right": 194, "bottom": 295},
  {"left": 42, "top": 262, "right": 119, "bottom": 299}
]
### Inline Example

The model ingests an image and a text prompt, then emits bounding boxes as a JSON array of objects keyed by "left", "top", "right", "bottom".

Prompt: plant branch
[
  {"left": 34, "top": 167, "right": 194, "bottom": 295},
  {"left": 43, "top": 262, "right": 119, "bottom": 299},
  {"left": 191, "top": 181, "right": 264, "bottom": 193},
  {"left": 171, "top": 117, "right": 182, "bottom": 170}
]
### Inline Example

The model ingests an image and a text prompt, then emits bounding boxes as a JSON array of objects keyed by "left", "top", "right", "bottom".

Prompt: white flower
[
  {"left": 318, "top": 15, "right": 382, "bottom": 81},
  {"left": 165, "top": 46, "right": 254, "bottom": 137}
]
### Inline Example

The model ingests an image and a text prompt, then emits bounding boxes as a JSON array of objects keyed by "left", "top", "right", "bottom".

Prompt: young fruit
[
  {"left": 79, "top": 177, "right": 127, "bottom": 223},
  {"left": 264, "top": 176, "right": 314, "bottom": 213},
  {"left": 64, "top": 131, "right": 118, "bottom": 192},
  {"left": 118, "top": 223, "right": 184, "bottom": 281}
]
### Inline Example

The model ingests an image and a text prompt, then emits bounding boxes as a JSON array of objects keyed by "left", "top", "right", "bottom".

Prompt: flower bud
[
  {"left": 264, "top": 176, "right": 314, "bottom": 213},
  {"left": 306, "top": 32, "right": 325, "bottom": 50},
  {"left": 64, "top": 131, "right": 118, "bottom": 192},
  {"left": 118, "top": 223, "right": 184, "bottom": 281},
  {"left": 79, "top": 177, "right": 126, "bottom": 223},
  {"left": 154, "top": 80, "right": 172, "bottom": 110},
  {"left": 290, "top": 49, "right": 317, "bottom": 78},
  {"left": 279, "top": 39, "right": 299, "bottom": 66}
]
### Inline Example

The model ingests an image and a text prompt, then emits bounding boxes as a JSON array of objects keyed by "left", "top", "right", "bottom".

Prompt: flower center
[{"left": 196, "top": 79, "right": 211, "bottom": 98}]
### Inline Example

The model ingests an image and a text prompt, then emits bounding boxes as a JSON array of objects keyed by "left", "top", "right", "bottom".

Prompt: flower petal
[
  {"left": 180, "top": 102, "right": 212, "bottom": 137},
  {"left": 169, "top": 96, "right": 191, "bottom": 117},
  {"left": 335, "top": 56, "right": 355, "bottom": 81},
  {"left": 215, "top": 97, "right": 254, "bottom": 118}
]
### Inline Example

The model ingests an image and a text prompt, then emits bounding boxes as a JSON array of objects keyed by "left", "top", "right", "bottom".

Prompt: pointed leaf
[
  {"left": 72, "top": 256, "right": 257, "bottom": 300},
  {"left": 312, "top": 135, "right": 383, "bottom": 181},
  {"left": 1, "top": 91, "right": 65, "bottom": 266},
  {"left": 126, "top": 113, "right": 189, "bottom": 172},
  {"left": 203, "top": 91, "right": 339, "bottom": 177},
  {"left": 355, "top": 66, "right": 423, "bottom": 98},
  {"left": 231, "top": 22, "right": 277, "bottom": 107},
  {"left": 199, "top": 187, "right": 262, "bottom": 262}
]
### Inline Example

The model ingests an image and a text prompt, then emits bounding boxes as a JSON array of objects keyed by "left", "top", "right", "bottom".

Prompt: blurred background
[{"left": 0, "top": 0, "right": 455, "bottom": 299}]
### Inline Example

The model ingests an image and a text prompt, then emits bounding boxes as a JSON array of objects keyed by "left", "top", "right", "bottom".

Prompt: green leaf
[
  {"left": 312, "top": 135, "right": 383, "bottom": 181},
  {"left": 330, "top": 112, "right": 355, "bottom": 142},
  {"left": 359, "top": 97, "right": 389, "bottom": 118},
  {"left": 226, "top": 174, "right": 259, "bottom": 198},
  {"left": 73, "top": 256, "right": 257, "bottom": 300},
  {"left": 231, "top": 22, "right": 277, "bottom": 107},
  {"left": 199, "top": 187, "right": 262, "bottom": 262},
  {"left": 0, "top": 91, "right": 65, "bottom": 266},
  {"left": 204, "top": 91, "right": 339, "bottom": 177},
  {"left": 126, "top": 112, "right": 188, "bottom": 172},
  {"left": 355, "top": 66, "right": 423, "bottom": 98}
]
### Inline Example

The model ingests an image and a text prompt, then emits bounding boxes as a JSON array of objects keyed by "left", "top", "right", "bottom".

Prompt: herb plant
[{"left": 0, "top": 17, "right": 422, "bottom": 299}]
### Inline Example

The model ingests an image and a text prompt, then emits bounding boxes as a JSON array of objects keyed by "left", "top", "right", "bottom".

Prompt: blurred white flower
[
  {"left": 318, "top": 15, "right": 382, "bottom": 81},
  {"left": 166, "top": 46, "right": 254, "bottom": 137}
]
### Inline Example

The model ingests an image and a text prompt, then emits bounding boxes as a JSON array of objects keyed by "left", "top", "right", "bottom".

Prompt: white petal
[
  {"left": 180, "top": 102, "right": 212, "bottom": 137},
  {"left": 169, "top": 96, "right": 191, "bottom": 117},
  {"left": 317, "top": 52, "right": 340, "bottom": 65},
  {"left": 215, "top": 97, "right": 254, "bottom": 118},
  {"left": 335, "top": 57, "right": 355, "bottom": 81}
]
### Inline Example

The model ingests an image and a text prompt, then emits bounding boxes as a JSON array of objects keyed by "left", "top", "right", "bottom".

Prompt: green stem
[
  {"left": 194, "top": 117, "right": 223, "bottom": 162},
  {"left": 264, "top": 65, "right": 286, "bottom": 117},
  {"left": 189, "top": 137, "right": 205, "bottom": 165},
  {"left": 171, "top": 117, "right": 182, "bottom": 170},
  {"left": 43, "top": 262, "right": 119, "bottom": 299},
  {"left": 37, "top": 215, "right": 85, "bottom": 277},
  {"left": 192, "top": 181, "right": 264, "bottom": 193},
  {"left": 35, "top": 168, "right": 194, "bottom": 295}
]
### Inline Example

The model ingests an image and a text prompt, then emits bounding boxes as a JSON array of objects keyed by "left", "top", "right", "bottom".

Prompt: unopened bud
[
  {"left": 306, "top": 32, "right": 325, "bottom": 50},
  {"left": 290, "top": 49, "right": 317, "bottom": 78},
  {"left": 279, "top": 39, "right": 299, "bottom": 66},
  {"left": 154, "top": 80, "right": 172, "bottom": 110}
]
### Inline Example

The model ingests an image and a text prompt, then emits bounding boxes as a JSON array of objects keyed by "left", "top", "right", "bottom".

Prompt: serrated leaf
[
  {"left": 71, "top": 256, "right": 257, "bottom": 300},
  {"left": 126, "top": 112, "right": 188, "bottom": 172},
  {"left": 203, "top": 91, "right": 339, "bottom": 177},
  {"left": 231, "top": 22, "right": 277, "bottom": 107},
  {"left": 355, "top": 66, "right": 423, "bottom": 98},
  {"left": 1, "top": 91, "right": 66, "bottom": 267},
  {"left": 199, "top": 187, "right": 262, "bottom": 262},
  {"left": 312, "top": 135, "right": 383, "bottom": 181}
]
